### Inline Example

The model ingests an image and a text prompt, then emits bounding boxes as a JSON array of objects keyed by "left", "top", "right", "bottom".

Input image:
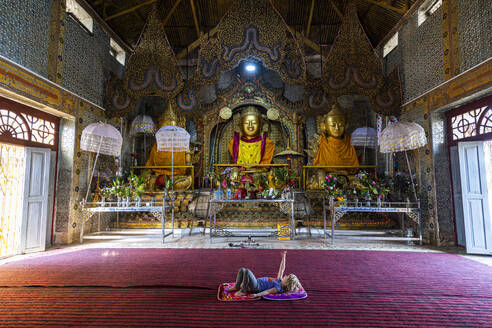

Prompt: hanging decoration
[
  {"left": 196, "top": 0, "right": 306, "bottom": 86},
  {"left": 306, "top": 3, "right": 402, "bottom": 116},
  {"left": 104, "top": 73, "right": 135, "bottom": 118},
  {"left": 124, "top": 5, "right": 183, "bottom": 98}
]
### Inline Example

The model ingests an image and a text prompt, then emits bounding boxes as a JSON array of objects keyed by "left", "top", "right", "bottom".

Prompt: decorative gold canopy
[
  {"left": 314, "top": 3, "right": 402, "bottom": 116},
  {"left": 104, "top": 72, "right": 134, "bottom": 118},
  {"left": 196, "top": 0, "right": 306, "bottom": 86},
  {"left": 124, "top": 5, "right": 183, "bottom": 98}
]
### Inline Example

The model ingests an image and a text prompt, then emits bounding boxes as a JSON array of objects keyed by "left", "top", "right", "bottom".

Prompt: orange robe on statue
[
  {"left": 146, "top": 144, "right": 187, "bottom": 175},
  {"left": 314, "top": 135, "right": 359, "bottom": 167}
]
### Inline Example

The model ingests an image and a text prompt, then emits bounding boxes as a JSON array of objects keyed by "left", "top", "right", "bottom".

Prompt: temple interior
[{"left": 0, "top": 0, "right": 491, "bottom": 326}]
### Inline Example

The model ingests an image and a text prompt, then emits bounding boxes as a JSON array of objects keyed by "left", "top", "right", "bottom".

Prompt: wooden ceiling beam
[
  {"left": 329, "top": 0, "right": 343, "bottom": 19},
  {"left": 361, "top": 0, "right": 407, "bottom": 15},
  {"left": 189, "top": 0, "right": 201, "bottom": 38},
  {"left": 105, "top": 0, "right": 158, "bottom": 21},
  {"left": 163, "top": 0, "right": 185, "bottom": 25},
  {"left": 305, "top": 0, "right": 315, "bottom": 37}
]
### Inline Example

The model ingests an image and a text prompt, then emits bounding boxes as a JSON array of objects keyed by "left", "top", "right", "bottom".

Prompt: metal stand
[{"left": 228, "top": 236, "right": 260, "bottom": 248}]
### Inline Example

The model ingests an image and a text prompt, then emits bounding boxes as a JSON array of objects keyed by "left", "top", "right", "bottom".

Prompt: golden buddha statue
[
  {"left": 307, "top": 103, "right": 359, "bottom": 190},
  {"left": 146, "top": 102, "right": 193, "bottom": 190},
  {"left": 314, "top": 103, "right": 359, "bottom": 168},
  {"left": 227, "top": 106, "right": 275, "bottom": 170}
]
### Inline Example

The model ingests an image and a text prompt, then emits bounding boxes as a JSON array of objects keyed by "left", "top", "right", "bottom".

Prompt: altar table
[
  {"left": 207, "top": 198, "right": 295, "bottom": 241},
  {"left": 80, "top": 202, "right": 174, "bottom": 243},
  {"left": 327, "top": 200, "right": 422, "bottom": 245}
]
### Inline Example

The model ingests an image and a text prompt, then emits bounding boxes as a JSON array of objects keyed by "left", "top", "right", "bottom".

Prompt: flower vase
[
  {"left": 117, "top": 197, "right": 122, "bottom": 207},
  {"left": 135, "top": 196, "right": 142, "bottom": 207},
  {"left": 125, "top": 197, "right": 130, "bottom": 207},
  {"left": 354, "top": 198, "right": 359, "bottom": 207},
  {"left": 364, "top": 196, "right": 372, "bottom": 207},
  {"left": 101, "top": 197, "right": 106, "bottom": 207},
  {"left": 377, "top": 197, "right": 382, "bottom": 207},
  {"left": 150, "top": 196, "right": 154, "bottom": 206}
]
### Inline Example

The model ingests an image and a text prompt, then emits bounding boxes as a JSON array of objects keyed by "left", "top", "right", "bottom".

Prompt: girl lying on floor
[{"left": 226, "top": 251, "right": 302, "bottom": 297}]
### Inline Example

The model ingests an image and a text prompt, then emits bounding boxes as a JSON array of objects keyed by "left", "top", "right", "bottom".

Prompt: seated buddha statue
[
  {"left": 314, "top": 103, "right": 359, "bottom": 168},
  {"left": 146, "top": 102, "right": 193, "bottom": 190},
  {"left": 227, "top": 106, "right": 275, "bottom": 172},
  {"left": 308, "top": 103, "right": 359, "bottom": 190}
]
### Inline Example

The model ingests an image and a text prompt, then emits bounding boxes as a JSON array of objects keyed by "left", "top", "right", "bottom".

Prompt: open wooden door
[
  {"left": 19, "top": 147, "right": 51, "bottom": 254},
  {"left": 458, "top": 141, "right": 492, "bottom": 255}
]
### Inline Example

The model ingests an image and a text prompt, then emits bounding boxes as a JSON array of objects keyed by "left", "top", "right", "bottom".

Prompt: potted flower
[
  {"left": 100, "top": 187, "right": 112, "bottom": 206},
  {"left": 129, "top": 171, "right": 150, "bottom": 207},
  {"left": 123, "top": 185, "right": 132, "bottom": 207},
  {"left": 111, "top": 176, "right": 125, "bottom": 207},
  {"left": 355, "top": 170, "right": 378, "bottom": 206},
  {"left": 322, "top": 174, "right": 341, "bottom": 198},
  {"left": 240, "top": 174, "right": 255, "bottom": 199},
  {"left": 393, "top": 172, "right": 414, "bottom": 202}
]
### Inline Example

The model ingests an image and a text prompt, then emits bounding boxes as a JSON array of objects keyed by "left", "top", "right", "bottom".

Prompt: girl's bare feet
[
  {"left": 234, "top": 290, "right": 246, "bottom": 297},
  {"left": 226, "top": 287, "right": 238, "bottom": 293}
]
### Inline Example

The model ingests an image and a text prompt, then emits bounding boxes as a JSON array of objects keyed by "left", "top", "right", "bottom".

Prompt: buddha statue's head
[
  {"left": 239, "top": 106, "right": 263, "bottom": 139},
  {"left": 158, "top": 102, "right": 185, "bottom": 128},
  {"left": 320, "top": 103, "right": 347, "bottom": 139}
]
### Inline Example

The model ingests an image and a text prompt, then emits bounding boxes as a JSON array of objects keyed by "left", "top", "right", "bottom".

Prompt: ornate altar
[{"left": 100, "top": 0, "right": 406, "bottom": 233}]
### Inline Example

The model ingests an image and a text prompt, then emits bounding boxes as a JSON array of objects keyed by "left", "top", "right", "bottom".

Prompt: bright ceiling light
[{"left": 245, "top": 63, "right": 256, "bottom": 72}]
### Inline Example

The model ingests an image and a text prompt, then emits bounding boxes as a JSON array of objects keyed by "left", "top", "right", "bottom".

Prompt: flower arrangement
[
  {"left": 110, "top": 176, "right": 125, "bottom": 198},
  {"left": 269, "top": 167, "right": 296, "bottom": 191},
  {"left": 129, "top": 170, "right": 150, "bottom": 199},
  {"left": 100, "top": 187, "right": 112, "bottom": 200},
  {"left": 353, "top": 170, "right": 392, "bottom": 202},
  {"left": 393, "top": 172, "right": 415, "bottom": 201},
  {"left": 321, "top": 174, "right": 342, "bottom": 197}
]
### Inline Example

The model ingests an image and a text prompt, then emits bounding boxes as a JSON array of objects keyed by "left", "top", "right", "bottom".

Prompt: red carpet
[{"left": 0, "top": 249, "right": 491, "bottom": 327}]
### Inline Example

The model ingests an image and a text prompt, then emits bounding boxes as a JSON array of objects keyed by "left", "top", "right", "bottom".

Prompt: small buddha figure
[
  {"left": 227, "top": 106, "right": 275, "bottom": 170},
  {"left": 146, "top": 102, "right": 193, "bottom": 190},
  {"left": 314, "top": 103, "right": 359, "bottom": 168}
]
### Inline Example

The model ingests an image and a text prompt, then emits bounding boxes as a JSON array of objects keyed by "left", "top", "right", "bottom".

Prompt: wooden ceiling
[{"left": 87, "top": 0, "right": 415, "bottom": 53}]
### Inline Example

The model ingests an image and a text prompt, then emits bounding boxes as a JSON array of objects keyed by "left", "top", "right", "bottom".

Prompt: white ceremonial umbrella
[
  {"left": 379, "top": 121, "right": 427, "bottom": 202},
  {"left": 352, "top": 127, "right": 378, "bottom": 164},
  {"left": 155, "top": 125, "right": 190, "bottom": 189},
  {"left": 130, "top": 114, "right": 155, "bottom": 136},
  {"left": 130, "top": 115, "right": 155, "bottom": 165},
  {"left": 351, "top": 127, "right": 378, "bottom": 147},
  {"left": 80, "top": 122, "right": 123, "bottom": 204}
]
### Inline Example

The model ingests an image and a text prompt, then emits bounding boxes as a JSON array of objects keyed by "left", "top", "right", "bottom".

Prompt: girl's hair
[{"left": 283, "top": 274, "right": 300, "bottom": 293}]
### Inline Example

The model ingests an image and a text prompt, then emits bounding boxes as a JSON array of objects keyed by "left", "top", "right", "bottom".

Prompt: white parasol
[
  {"left": 379, "top": 121, "right": 427, "bottom": 202},
  {"left": 351, "top": 127, "right": 378, "bottom": 147},
  {"left": 130, "top": 114, "right": 155, "bottom": 136},
  {"left": 130, "top": 115, "right": 155, "bottom": 165},
  {"left": 352, "top": 127, "right": 378, "bottom": 165},
  {"left": 80, "top": 122, "right": 123, "bottom": 204},
  {"left": 155, "top": 125, "right": 190, "bottom": 189}
]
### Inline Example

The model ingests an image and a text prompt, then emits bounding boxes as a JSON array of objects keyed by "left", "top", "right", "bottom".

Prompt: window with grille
[
  {"left": 0, "top": 98, "right": 59, "bottom": 151},
  {"left": 447, "top": 97, "right": 492, "bottom": 145}
]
